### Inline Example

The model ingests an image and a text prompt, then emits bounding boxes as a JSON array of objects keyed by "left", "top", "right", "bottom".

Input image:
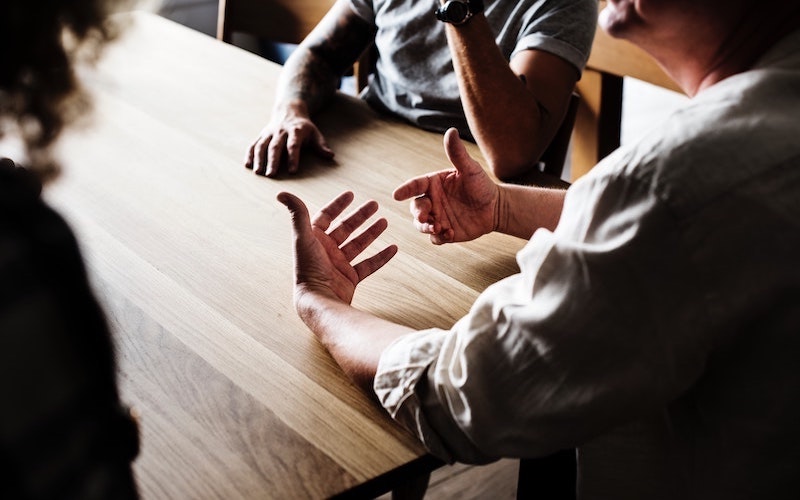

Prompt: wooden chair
[
  {"left": 570, "top": 0, "right": 684, "bottom": 181},
  {"left": 217, "top": 0, "right": 373, "bottom": 92},
  {"left": 505, "top": 92, "right": 580, "bottom": 189},
  {"left": 217, "top": 0, "right": 336, "bottom": 46}
]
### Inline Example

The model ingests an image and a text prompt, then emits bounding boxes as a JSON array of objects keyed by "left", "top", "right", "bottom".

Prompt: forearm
[
  {"left": 273, "top": 47, "right": 342, "bottom": 119},
  {"left": 444, "top": 17, "right": 544, "bottom": 179},
  {"left": 273, "top": 0, "right": 374, "bottom": 118},
  {"left": 296, "top": 290, "right": 415, "bottom": 395},
  {"left": 495, "top": 183, "right": 566, "bottom": 239}
]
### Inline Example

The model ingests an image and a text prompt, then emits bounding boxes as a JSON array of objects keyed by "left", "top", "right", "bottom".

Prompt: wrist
[
  {"left": 294, "top": 283, "right": 329, "bottom": 317},
  {"left": 276, "top": 99, "right": 311, "bottom": 120},
  {"left": 435, "top": 0, "right": 485, "bottom": 26},
  {"left": 492, "top": 185, "right": 506, "bottom": 234},
  {"left": 294, "top": 284, "right": 343, "bottom": 336}
]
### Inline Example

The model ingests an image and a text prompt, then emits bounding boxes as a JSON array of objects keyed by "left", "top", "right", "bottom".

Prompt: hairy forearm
[
  {"left": 273, "top": 0, "right": 375, "bottom": 118},
  {"left": 296, "top": 290, "right": 415, "bottom": 395},
  {"left": 495, "top": 183, "right": 566, "bottom": 239},
  {"left": 273, "top": 48, "right": 342, "bottom": 118},
  {"left": 444, "top": 18, "right": 544, "bottom": 179}
]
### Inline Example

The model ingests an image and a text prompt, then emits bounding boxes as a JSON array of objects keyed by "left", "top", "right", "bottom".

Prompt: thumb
[
  {"left": 277, "top": 191, "right": 313, "bottom": 243},
  {"left": 443, "top": 127, "right": 480, "bottom": 175}
]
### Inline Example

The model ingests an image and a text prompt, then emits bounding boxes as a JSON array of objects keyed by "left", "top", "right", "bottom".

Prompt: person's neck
[
  {"left": 694, "top": 7, "right": 800, "bottom": 94},
  {"left": 643, "top": 6, "right": 800, "bottom": 96}
]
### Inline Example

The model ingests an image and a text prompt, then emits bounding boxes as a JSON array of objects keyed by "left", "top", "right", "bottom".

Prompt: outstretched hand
[
  {"left": 277, "top": 191, "right": 397, "bottom": 305},
  {"left": 393, "top": 128, "right": 499, "bottom": 244}
]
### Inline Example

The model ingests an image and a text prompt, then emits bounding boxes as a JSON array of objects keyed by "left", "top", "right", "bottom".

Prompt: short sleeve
[{"left": 511, "top": 0, "right": 598, "bottom": 72}]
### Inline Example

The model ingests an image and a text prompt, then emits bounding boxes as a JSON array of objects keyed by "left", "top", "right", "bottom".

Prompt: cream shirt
[{"left": 375, "top": 30, "right": 800, "bottom": 498}]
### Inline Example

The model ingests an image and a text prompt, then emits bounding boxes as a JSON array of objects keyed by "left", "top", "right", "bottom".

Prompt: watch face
[{"left": 444, "top": 1, "right": 469, "bottom": 23}]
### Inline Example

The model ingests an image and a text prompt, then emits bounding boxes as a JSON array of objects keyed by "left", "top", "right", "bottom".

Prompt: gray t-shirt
[{"left": 348, "top": 0, "right": 597, "bottom": 138}]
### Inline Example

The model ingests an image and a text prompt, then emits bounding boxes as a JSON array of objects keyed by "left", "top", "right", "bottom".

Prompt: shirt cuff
[{"left": 374, "top": 327, "right": 456, "bottom": 463}]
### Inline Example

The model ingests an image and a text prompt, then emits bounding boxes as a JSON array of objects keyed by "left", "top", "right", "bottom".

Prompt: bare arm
[
  {"left": 276, "top": 0, "right": 373, "bottom": 116},
  {"left": 277, "top": 191, "right": 413, "bottom": 394},
  {"left": 246, "top": 0, "right": 375, "bottom": 176},
  {"left": 495, "top": 182, "right": 566, "bottom": 239},
  {"left": 443, "top": 13, "right": 579, "bottom": 181},
  {"left": 296, "top": 292, "right": 414, "bottom": 394}
]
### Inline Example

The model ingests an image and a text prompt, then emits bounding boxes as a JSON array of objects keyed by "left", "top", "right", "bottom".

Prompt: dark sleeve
[{"left": 0, "top": 165, "right": 139, "bottom": 499}]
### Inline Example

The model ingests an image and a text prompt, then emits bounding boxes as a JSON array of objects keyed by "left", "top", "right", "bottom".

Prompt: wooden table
[{"left": 46, "top": 11, "right": 526, "bottom": 499}]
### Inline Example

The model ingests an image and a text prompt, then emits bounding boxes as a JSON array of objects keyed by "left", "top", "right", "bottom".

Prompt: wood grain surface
[{"left": 45, "top": 12, "right": 526, "bottom": 499}]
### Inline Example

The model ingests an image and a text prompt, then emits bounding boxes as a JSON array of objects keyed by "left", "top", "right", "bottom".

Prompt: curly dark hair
[{"left": 0, "top": 0, "right": 125, "bottom": 181}]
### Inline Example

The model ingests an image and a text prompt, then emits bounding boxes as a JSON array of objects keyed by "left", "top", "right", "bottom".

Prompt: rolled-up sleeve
[
  {"left": 347, "top": 0, "right": 375, "bottom": 24},
  {"left": 512, "top": 0, "right": 598, "bottom": 72},
  {"left": 375, "top": 167, "right": 712, "bottom": 464}
]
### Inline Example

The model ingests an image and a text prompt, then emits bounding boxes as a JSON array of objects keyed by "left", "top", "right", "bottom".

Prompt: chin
[{"left": 598, "top": 1, "right": 631, "bottom": 39}]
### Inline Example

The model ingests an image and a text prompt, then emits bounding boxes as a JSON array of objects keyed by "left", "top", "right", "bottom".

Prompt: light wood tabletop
[{"left": 45, "top": 11, "right": 527, "bottom": 499}]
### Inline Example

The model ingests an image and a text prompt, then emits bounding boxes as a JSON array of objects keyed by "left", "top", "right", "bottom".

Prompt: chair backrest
[
  {"left": 217, "top": 0, "right": 336, "bottom": 45},
  {"left": 217, "top": 0, "right": 373, "bottom": 93},
  {"left": 539, "top": 92, "right": 580, "bottom": 178},
  {"left": 570, "top": 0, "right": 685, "bottom": 181}
]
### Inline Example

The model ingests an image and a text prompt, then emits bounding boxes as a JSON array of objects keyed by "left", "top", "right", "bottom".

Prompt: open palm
[{"left": 278, "top": 191, "right": 397, "bottom": 304}]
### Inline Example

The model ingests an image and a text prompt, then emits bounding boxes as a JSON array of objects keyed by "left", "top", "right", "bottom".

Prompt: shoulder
[
  {"left": 587, "top": 60, "right": 800, "bottom": 219},
  {"left": 494, "top": 0, "right": 597, "bottom": 70},
  {"left": 490, "top": 0, "right": 598, "bottom": 29}
]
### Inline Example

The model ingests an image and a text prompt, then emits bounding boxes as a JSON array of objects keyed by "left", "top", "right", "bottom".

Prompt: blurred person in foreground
[
  {"left": 245, "top": 0, "right": 597, "bottom": 180},
  {"left": 0, "top": 1, "right": 139, "bottom": 498},
  {"left": 277, "top": 0, "right": 800, "bottom": 497}
]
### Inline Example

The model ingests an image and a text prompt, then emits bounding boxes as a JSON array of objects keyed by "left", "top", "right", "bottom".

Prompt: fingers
[
  {"left": 393, "top": 174, "right": 432, "bottom": 201},
  {"left": 265, "top": 132, "right": 288, "bottom": 177},
  {"left": 396, "top": 175, "right": 450, "bottom": 239},
  {"left": 312, "top": 129, "right": 335, "bottom": 161},
  {"left": 317, "top": 196, "right": 391, "bottom": 266},
  {"left": 279, "top": 191, "right": 397, "bottom": 286},
  {"left": 247, "top": 127, "right": 282, "bottom": 176},
  {"left": 340, "top": 216, "right": 387, "bottom": 261},
  {"left": 409, "top": 195, "right": 439, "bottom": 234},
  {"left": 353, "top": 244, "right": 398, "bottom": 282},
  {"left": 285, "top": 128, "right": 335, "bottom": 174},
  {"left": 328, "top": 199, "right": 379, "bottom": 246},
  {"left": 430, "top": 228, "right": 454, "bottom": 246},
  {"left": 249, "top": 126, "right": 335, "bottom": 177},
  {"left": 251, "top": 135, "right": 269, "bottom": 174},
  {"left": 244, "top": 142, "right": 256, "bottom": 170},
  {"left": 312, "top": 191, "right": 355, "bottom": 231},
  {"left": 393, "top": 128, "right": 475, "bottom": 199},
  {"left": 286, "top": 191, "right": 377, "bottom": 245},
  {"left": 286, "top": 133, "right": 302, "bottom": 175}
]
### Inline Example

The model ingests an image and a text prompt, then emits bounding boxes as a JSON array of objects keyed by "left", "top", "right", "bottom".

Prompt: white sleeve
[{"left": 375, "top": 170, "right": 711, "bottom": 463}]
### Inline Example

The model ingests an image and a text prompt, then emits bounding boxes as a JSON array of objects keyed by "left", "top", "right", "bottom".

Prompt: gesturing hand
[
  {"left": 246, "top": 108, "right": 335, "bottom": 177},
  {"left": 277, "top": 191, "right": 398, "bottom": 305},
  {"left": 393, "top": 128, "right": 499, "bottom": 245}
]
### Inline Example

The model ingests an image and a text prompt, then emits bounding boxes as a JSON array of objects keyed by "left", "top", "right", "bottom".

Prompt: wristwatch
[{"left": 435, "top": 0, "right": 485, "bottom": 26}]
